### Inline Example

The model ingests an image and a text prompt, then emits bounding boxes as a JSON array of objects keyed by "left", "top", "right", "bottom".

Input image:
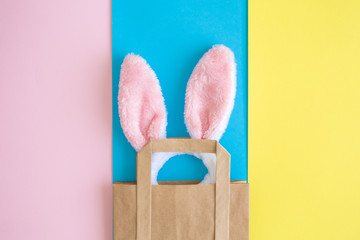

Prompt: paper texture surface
[
  {"left": 113, "top": 182, "right": 249, "bottom": 240},
  {"left": 114, "top": 139, "right": 249, "bottom": 240}
]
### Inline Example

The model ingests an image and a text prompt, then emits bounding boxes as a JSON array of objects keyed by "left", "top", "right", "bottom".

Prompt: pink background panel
[{"left": 0, "top": 0, "right": 112, "bottom": 239}]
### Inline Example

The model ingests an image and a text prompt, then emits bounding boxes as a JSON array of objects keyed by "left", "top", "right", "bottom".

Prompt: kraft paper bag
[{"left": 113, "top": 139, "right": 249, "bottom": 240}]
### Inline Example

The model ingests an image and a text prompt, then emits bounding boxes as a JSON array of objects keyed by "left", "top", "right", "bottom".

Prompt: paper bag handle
[{"left": 136, "top": 139, "right": 230, "bottom": 240}]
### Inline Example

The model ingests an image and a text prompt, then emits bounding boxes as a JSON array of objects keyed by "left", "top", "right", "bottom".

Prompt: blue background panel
[{"left": 112, "top": 0, "right": 248, "bottom": 182}]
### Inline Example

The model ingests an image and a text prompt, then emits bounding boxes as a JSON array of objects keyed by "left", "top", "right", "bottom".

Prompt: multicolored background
[{"left": 1, "top": 0, "right": 360, "bottom": 239}]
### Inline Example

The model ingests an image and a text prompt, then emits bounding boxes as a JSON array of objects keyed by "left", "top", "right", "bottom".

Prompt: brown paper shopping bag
[{"left": 113, "top": 138, "right": 249, "bottom": 240}]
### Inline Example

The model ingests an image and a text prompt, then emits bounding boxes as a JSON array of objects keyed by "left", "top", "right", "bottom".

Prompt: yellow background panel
[{"left": 249, "top": 1, "right": 360, "bottom": 239}]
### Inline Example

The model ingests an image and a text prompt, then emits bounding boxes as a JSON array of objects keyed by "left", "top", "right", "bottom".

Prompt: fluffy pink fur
[
  {"left": 118, "top": 54, "right": 167, "bottom": 151},
  {"left": 118, "top": 45, "right": 236, "bottom": 185},
  {"left": 184, "top": 45, "right": 236, "bottom": 140}
]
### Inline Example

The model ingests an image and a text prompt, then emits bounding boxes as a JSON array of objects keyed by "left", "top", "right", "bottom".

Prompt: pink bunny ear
[
  {"left": 184, "top": 45, "right": 236, "bottom": 140},
  {"left": 118, "top": 54, "right": 167, "bottom": 151}
]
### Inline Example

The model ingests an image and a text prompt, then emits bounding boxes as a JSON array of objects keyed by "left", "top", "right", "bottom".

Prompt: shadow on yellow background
[{"left": 249, "top": 1, "right": 360, "bottom": 239}]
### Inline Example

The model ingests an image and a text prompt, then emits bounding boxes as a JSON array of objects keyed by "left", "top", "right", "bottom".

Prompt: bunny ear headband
[{"left": 118, "top": 45, "right": 236, "bottom": 185}]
